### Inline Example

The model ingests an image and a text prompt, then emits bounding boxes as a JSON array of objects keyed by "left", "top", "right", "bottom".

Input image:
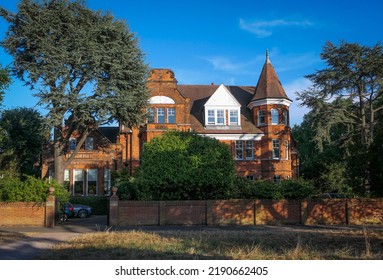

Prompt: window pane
[
  {"left": 85, "top": 137, "right": 94, "bottom": 150},
  {"left": 235, "top": 141, "right": 243, "bottom": 160},
  {"left": 87, "top": 169, "right": 98, "bottom": 195},
  {"left": 104, "top": 169, "right": 111, "bottom": 195},
  {"left": 157, "top": 108, "right": 165, "bottom": 123},
  {"left": 147, "top": 108, "right": 154, "bottom": 123},
  {"left": 245, "top": 141, "right": 254, "bottom": 159},
  {"left": 167, "top": 108, "right": 176, "bottom": 123},
  {"left": 64, "top": 169, "right": 70, "bottom": 193},
  {"left": 74, "top": 169, "right": 83, "bottom": 181},
  {"left": 74, "top": 169, "right": 84, "bottom": 195},
  {"left": 272, "top": 139, "right": 280, "bottom": 159},
  {"left": 69, "top": 138, "right": 76, "bottom": 150},
  {"left": 258, "top": 110, "right": 265, "bottom": 125},
  {"left": 271, "top": 109, "right": 279, "bottom": 124},
  {"left": 283, "top": 110, "right": 288, "bottom": 126},
  {"left": 230, "top": 110, "right": 238, "bottom": 125},
  {"left": 217, "top": 110, "right": 225, "bottom": 125},
  {"left": 207, "top": 110, "right": 215, "bottom": 124}
]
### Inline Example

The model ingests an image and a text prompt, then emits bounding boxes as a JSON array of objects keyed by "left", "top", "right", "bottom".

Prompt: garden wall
[
  {"left": 0, "top": 189, "right": 56, "bottom": 227},
  {"left": 109, "top": 193, "right": 383, "bottom": 226}
]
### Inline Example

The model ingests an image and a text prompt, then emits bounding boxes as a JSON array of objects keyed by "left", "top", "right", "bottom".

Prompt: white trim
[
  {"left": 203, "top": 133, "right": 263, "bottom": 141},
  {"left": 149, "top": 96, "right": 175, "bottom": 104},
  {"left": 248, "top": 98, "right": 292, "bottom": 109}
]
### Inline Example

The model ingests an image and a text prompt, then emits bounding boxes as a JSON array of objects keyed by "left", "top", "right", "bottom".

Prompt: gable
[{"left": 204, "top": 84, "right": 241, "bottom": 108}]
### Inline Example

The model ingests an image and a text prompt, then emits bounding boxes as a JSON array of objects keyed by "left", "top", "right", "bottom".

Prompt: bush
[
  {"left": 235, "top": 178, "right": 316, "bottom": 200},
  {"left": 131, "top": 131, "right": 236, "bottom": 200},
  {"left": 0, "top": 171, "right": 70, "bottom": 202}
]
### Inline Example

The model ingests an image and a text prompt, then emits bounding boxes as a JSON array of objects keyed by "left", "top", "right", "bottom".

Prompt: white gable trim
[
  {"left": 149, "top": 96, "right": 175, "bottom": 104},
  {"left": 205, "top": 84, "right": 241, "bottom": 107},
  {"left": 247, "top": 98, "right": 292, "bottom": 109}
]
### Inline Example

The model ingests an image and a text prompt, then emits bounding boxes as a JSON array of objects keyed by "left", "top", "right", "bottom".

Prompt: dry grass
[{"left": 39, "top": 226, "right": 383, "bottom": 260}]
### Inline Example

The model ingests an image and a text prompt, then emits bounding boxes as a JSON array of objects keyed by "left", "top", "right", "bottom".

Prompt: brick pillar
[
  {"left": 108, "top": 187, "right": 119, "bottom": 227},
  {"left": 45, "top": 186, "right": 56, "bottom": 227},
  {"left": 300, "top": 200, "right": 308, "bottom": 225}
]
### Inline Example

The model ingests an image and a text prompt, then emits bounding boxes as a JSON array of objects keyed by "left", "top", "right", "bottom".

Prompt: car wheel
[{"left": 78, "top": 209, "right": 88, "bottom": 218}]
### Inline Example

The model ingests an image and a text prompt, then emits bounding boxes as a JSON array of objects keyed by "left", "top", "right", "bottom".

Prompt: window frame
[
  {"left": 235, "top": 140, "right": 244, "bottom": 160},
  {"left": 85, "top": 137, "right": 94, "bottom": 150},
  {"left": 87, "top": 169, "right": 98, "bottom": 196},
  {"left": 258, "top": 110, "right": 265, "bottom": 126},
  {"left": 157, "top": 107, "right": 165, "bottom": 123},
  {"left": 271, "top": 109, "right": 279, "bottom": 125},
  {"left": 167, "top": 108, "right": 176, "bottom": 123},
  {"left": 229, "top": 110, "right": 239, "bottom": 125},
  {"left": 272, "top": 139, "right": 280, "bottom": 159},
  {"left": 235, "top": 140, "right": 254, "bottom": 160},
  {"left": 69, "top": 138, "right": 77, "bottom": 151},
  {"left": 73, "top": 169, "right": 84, "bottom": 196}
]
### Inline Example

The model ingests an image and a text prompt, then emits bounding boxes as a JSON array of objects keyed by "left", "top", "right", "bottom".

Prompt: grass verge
[{"left": 39, "top": 226, "right": 383, "bottom": 260}]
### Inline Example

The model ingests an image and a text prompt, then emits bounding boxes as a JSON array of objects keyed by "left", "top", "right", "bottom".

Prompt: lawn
[{"left": 39, "top": 226, "right": 383, "bottom": 260}]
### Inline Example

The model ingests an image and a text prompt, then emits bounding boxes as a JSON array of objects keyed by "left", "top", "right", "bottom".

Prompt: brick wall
[
  {"left": 109, "top": 198, "right": 383, "bottom": 227},
  {"left": 0, "top": 202, "right": 47, "bottom": 226},
  {"left": 0, "top": 188, "right": 56, "bottom": 227}
]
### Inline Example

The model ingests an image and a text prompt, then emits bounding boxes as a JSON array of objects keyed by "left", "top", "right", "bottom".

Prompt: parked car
[{"left": 63, "top": 202, "right": 93, "bottom": 219}]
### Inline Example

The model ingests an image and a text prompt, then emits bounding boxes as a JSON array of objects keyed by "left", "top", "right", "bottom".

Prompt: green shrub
[
  {"left": 132, "top": 131, "right": 236, "bottom": 200},
  {"left": 0, "top": 171, "right": 70, "bottom": 202},
  {"left": 239, "top": 178, "right": 315, "bottom": 200}
]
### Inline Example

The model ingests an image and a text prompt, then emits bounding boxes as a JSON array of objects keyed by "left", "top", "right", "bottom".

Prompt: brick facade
[{"left": 42, "top": 53, "right": 299, "bottom": 195}]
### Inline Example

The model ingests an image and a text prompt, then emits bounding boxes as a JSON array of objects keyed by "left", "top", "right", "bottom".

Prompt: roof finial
[{"left": 266, "top": 49, "right": 271, "bottom": 64}]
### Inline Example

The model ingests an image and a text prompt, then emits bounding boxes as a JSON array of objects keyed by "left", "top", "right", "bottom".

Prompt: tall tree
[
  {"left": 0, "top": 0, "right": 148, "bottom": 183},
  {"left": 0, "top": 107, "right": 46, "bottom": 175},
  {"left": 0, "top": 65, "right": 11, "bottom": 106},
  {"left": 297, "top": 41, "right": 383, "bottom": 149},
  {"left": 297, "top": 41, "right": 383, "bottom": 194}
]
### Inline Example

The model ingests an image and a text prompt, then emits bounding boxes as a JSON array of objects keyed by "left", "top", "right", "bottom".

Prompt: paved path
[{"left": 0, "top": 215, "right": 108, "bottom": 260}]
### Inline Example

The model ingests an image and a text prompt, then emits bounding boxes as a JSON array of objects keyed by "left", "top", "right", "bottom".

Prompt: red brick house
[{"left": 42, "top": 52, "right": 299, "bottom": 196}]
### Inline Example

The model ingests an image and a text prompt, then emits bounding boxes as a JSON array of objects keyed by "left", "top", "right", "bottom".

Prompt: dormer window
[{"left": 203, "top": 84, "right": 241, "bottom": 128}]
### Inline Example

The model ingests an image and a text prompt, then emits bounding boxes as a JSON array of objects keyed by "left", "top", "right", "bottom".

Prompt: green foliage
[
  {"left": 234, "top": 178, "right": 315, "bottom": 200},
  {"left": 68, "top": 196, "right": 108, "bottom": 215},
  {"left": 0, "top": 0, "right": 149, "bottom": 183},
  {"left": 296, "top": 41, "right": 383, "bottom": 195},
  {"left": 0, "top": 107, "right": 47, "bottom": 175},
  {"left": 0, "top": 65, "right": 11, "bottom": 106},
  {"left": 127, "top": 131, "right": 236, "bottom": 200},
  {"left": 0, "top": 171, "right": 70, "bottom": 202}
]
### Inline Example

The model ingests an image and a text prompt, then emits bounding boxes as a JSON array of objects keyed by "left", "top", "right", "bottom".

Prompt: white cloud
[
  {"left": 206, "top": 56, "right": 250, "bottom": 72},
  {"left": 239, "top": 18, "right": 314, "bottom": 38}
]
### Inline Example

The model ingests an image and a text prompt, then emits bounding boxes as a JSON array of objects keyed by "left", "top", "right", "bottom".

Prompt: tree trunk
[{"left": 53, "top": 126, "right": 65, "bottom": 185}]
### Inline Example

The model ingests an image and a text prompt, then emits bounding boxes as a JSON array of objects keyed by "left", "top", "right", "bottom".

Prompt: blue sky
[{"left": 1, "top": 0, "right": 382, "bottom": 126}]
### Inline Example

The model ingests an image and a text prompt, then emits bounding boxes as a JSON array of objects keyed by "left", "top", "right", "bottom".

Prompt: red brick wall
[
  {"left": 110, "top": 198, "right": 383, "bottom": 227},
  {"left": 255, "top": 200, "right": 301, "bottom": 225},
  {"left": 348, "top": 199, "right": 383, "bottom": 225},
  {"left": 0, "top": 202, "right": 46, "bottom": 226}
]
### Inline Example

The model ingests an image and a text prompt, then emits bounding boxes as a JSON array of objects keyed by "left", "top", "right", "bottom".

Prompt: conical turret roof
[{"left": 250, "top": 50, "right": 291, "bottom": 102}]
